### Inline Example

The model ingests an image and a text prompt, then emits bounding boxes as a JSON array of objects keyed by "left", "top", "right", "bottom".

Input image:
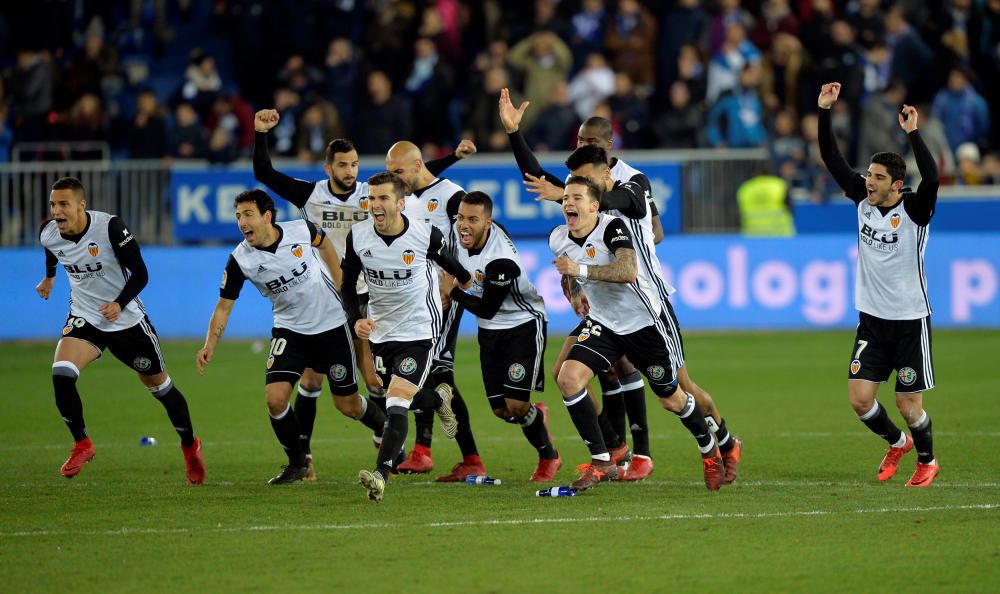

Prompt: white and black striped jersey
[
  {"left": 341, "top": 215, "right": 471, "bottom": 344},
  {"left": 855, "top": 201, "right": 931, "bottom": 319},
  {"left": 405, "top": 177, "right": 465, "bottom": 248},
  {"left": 549, "top": 213, "right": 662, "bottom": 334},
  {"left": 452, "top": 223, "right": 547, "bottom": 330},
  {"left": 40, "top": 210, "right": 146, "bottom": 332},
  {"left": 817, "top": 109, "right": 938, "bottom": 321},
  {"left": 301, "top": 180, "right": 370, "bottom": 295},
  {"left": 609, "top": 158, "right": 677, "bottom": 299},
  {"left": 221, "top": 220, "right": 346, "bottom": 334}
]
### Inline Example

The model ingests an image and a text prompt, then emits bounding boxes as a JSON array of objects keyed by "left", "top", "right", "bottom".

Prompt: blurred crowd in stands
[{"left": 2, "top": 0, "right": 999, "bottom": 201}]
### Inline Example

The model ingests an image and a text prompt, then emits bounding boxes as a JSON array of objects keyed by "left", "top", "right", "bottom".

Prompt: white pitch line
[{"left": 3, "top": 503, "right": 997, "bottom": 539}]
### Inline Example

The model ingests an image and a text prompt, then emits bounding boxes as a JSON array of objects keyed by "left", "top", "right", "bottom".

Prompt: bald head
[
  {"left": 577, "top": 117, "right": 613, "bottom": 149},
  {"left": 386, "top": 141, "right": 425, "bottom": 192}
]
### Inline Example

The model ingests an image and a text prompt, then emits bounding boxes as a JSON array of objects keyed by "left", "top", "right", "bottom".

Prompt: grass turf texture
[{"left": 1, "top": 330, "right": 998, "bottom": 593}]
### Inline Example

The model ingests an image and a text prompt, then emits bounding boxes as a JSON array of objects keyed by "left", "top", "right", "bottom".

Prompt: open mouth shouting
[
  {"left": 242, "top": 227, "right": 255, "bottom": 242},
  {"left": 372, "top": 210, "right": 386, "bottom": 226},
  {"left": 459, "top": 226, "right": 473, "bottom": 247},
  {"left": 563, "top": 204, "right": 580, "bottom": 227},
  {"left": 54, "top": 216, "right": 69, "bottom": 231}
]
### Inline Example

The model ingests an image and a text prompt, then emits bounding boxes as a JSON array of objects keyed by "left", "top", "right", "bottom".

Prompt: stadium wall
[{"left": 11, "top": 233, "right": 999, "bottom": 340}]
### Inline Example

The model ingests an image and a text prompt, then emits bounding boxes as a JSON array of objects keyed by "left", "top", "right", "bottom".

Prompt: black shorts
[
  {"left": 266, "top": 324, "right": 358, "bottom": 395},
  {"left": 371, "top": 339, "right": 434, "bottom": 390},
  {"left": 660, "top": 298, "right": 686, "bottom": 369},
  {"left": 479, "top": 319, "right": 547, "bottom": 405},
  {"left": 432, "top": 303, "right": 463, "bottom": 374},
  {"left": 567, "top": 318, "right": 678, "bottom": 396},
  {"left": 61, "top": 313, "right": 166, "bottom": 376},
  {"left": 849, "top": 312, "right": 935, "bottom": 392}
]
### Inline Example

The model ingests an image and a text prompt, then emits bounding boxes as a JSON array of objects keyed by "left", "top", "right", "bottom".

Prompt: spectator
[
  {"left": 750, "top": 0, "right": 799, "bottom": 53},
  {"left": 814, "top": 20, "right": 866, "bottom": 125},
  {"left": 9, "top": 49, "right": 54, "bottom": 142},
  {"left": 526, "top": 81, "right": 579, "bottom": 152},
  {"left": 658, "top": 0, "right": 709, "bottom": 92},
  {"left": 609, "top": 71, "right": 653, "bottom": 148},
  {"left": 60, "top": 28, "right": 122, "bottom": 110},
  {"left": 278, "top": 55, "right": 322, "bottom": 100},
  {"left": 169, "top": 102, "right": 207, "bottom": 159},
  {"left": 799, "top": 0, "right": 836, "bottom": 62},
  {"left": 954, "top": 142, "right": 987, "bottom": 185},
  {"left": 465, "top": 67, "right": 517, "bottom": 152},
  {"left": 175, "top": 49, "right": 222, "bottom": 117},
  {"left": 604, "top": 0, "right": 658, "bottom": 94},
  {"left": 706, "top": 63, "right": 767, "bottom": 149},
  {"left": 654, "top": 80, "right": 703, "bottom": 149},
  {"left": 405, "top": 37, "right": 456, "bottom": 147},
  {"left": 932, "top": 66, "right": 991, "bottom": 154},
  {"left": 269, "top": 87, "right": 303, "bottom": 157},
  {"left": 568, "top": 0, "right": 609, "bottom": 69},
  {"left": 760, "top": 32, "right": 803, "bottom": 113},
  {"left": 356, "top": 71, "right": 411, "bottom": 155},
  {"left": 294, "top": 101, "right": 344, "bottom": 163},
  {"left": 567, "top": 52, "right": 615, "bottom": 121},
  {"left": 64, "top": 93, "right": 109, "bottom": 158},
  {"left": 127, "top": 90, "right": 168, "bottom": 159},
  {"left": 417, "top": 0, "right": 463, "bottom": 67},
  {"left": 848, "top": 0, "right": 886, "bottom": 50},
  {"left": 708, "top": 0, "right": 755, "bottom": 54},
  {"left": 903, "top": 104, "right": 955, "bottom": 185},
  {"left": 206, "top": 94, "right": 254, "bottom": 152},
  {"left": 323, "top": 38, "right": 361, "bottom": 128},
  {"left": 206, "top": 125, "right": 238, "bottom": 164},
  {"left": 884, "top": 5, "right": 935, "bottom": 102},
  {"left": 858, "top": 81, "right": 909, "bottom": 162},
  {"left": 677, "top": 43, "right": 708, "bottom": 104},
  {"left": 706, "top": 22, "right": 761, "bottom": 103},
  {"left": 862, "top": 42, "right": 893, "bottom": 96},
  {"left": 508, "top": 30, "right": 573, "bottom": 130}
]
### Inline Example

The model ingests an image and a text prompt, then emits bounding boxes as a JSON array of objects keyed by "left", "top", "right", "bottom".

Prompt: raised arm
[
  {"left": 425, "top": 139, "right": 477, "bottom": 177},
  {"left": 817, "top": 83, "right": 867, "bottom": 203},
  {"left": 899, "top": 105, "right": 939, "bottom": 226},
  {"left": 253, "top": 109, "right": 316, "bottom": 208},
  {"left": 499, "top": 87, "right": 565, "bottom": 186}
]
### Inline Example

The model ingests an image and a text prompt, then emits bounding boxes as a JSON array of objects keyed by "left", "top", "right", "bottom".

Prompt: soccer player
[
  {"left": 549, "top": 177, "right": 723, "bottom": 491},
  {"left": 196, "top": 190, "right": 386, "bottom": 485},
  {"left": 447, "top": 191, "right": 560, "bottom": 482},
  {"left": 36, "top": 177, "right": 205, "bottom": 484},
  {"left": 817, "top": 82, "right": 940, "bottom": 487},
  {"left": 385, "top": 141, "right": 488, "bottom": 482},
  {"left": 252, "top": 109, "right": 473, "bottom": 478},
  {"left": 500, "top": 89, "right": 743, "bottom": 483},
  {"left": 342, "top": 172, "right": 472, "bottom": 501}
]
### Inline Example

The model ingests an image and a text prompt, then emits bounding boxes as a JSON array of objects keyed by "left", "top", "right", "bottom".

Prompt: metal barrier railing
[{"left": 0, "top": 160, "right": 173, "bottom": 246}]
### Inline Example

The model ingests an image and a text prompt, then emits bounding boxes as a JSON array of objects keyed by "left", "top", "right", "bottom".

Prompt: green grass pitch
[{"left": 2, "top": 330, "right": 998, "bottom": 593}]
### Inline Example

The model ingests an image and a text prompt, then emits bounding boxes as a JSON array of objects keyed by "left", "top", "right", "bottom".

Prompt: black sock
[
  {"left": 293, "top": 387, "right": 320, "bottom": 455},
  {"left": 269, "top": 405, "right": 306, "bottom": 466},
  {"left": 675, "top": 392, "right": 714, "bottom": 451},
  {"left": 716, "top": 417, "right": 734, "bottom": 454},
  {"left": 597, "top": 409, "right": 623, "bottom": 449},
  {"left": 358, "top": 396, "right": 387, "bottom": 437},
  {"left": 377, "top": 406, "right": 409, "bottom": 478},
  {"left": 151, "top": 382, "right": 196, "bottom": 447},
  {"left": 909, "top": 412, "right": 934, "bottom": 464},
  {"left": 564, "top": 389, "right": 608, "bottom": 457},
  {"left": 858, "top": 401, "right": 903, "bottom": 445},
  {"left": 602, "top": 390, "right": 627, "bottom": 446},
  {"left": 519, "top": 404, "right": 557, "bottom": 460},
  {"left": 451, "top": 387, "right": 479, "bottom": 457},
  {"left": 620, "top": 371, "right": 650, "bottom": 456},
  {"left": 53, "top": 373, "right": 88, "bottom": 441}
]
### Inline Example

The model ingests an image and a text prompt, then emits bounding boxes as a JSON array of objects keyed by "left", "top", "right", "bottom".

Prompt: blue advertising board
[
  {"left": 10, "top": 233, "right": 999, "bottom": 340},
  {"left": 170, "top": 159, "right": 682, "bottom": 241}
]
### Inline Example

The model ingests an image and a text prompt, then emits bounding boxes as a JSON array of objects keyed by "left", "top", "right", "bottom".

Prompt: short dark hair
[
  {"left": 565, "top": 175, "right": 602, "bottom": 203},
  {"left": 870, "top": 152, "right": 906, "bottom": 182},
  {"left": 580, "top": 116, "right": 613, "bottom": 142},
  {"left": 367, "top": 171, "right": 408, "bottom": 198},
  {"left": 461, "top": 191, "right": 493, "bottom": 217},
  {"left": 234, "top": 189, "right": 277, "bottom": 220},
  {"left": 325, "top": 138, "right": 357, "bottom": 164},
  {"left": 51, "top": 177, "right": 86, "bottom": 198},
  {"left": 565, "top": 144, "right": 609, "bottom": 171}
]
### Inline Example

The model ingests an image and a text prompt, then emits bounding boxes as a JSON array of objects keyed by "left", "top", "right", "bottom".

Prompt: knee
[
  {"left": 556, "top": 369, "right": 585, "bottom": 397},
  {"left": 848, "top": 390, "right": 875, "bottom": 415},
  {"left": 895, "top": 394, "right": 922, "bottom": 424},
  {"left": 265, "top": 390, "right": 290, "bottom": 417},
  {"left": 334, "top": 395, "right": 363, "bottom": 418},
  {"left": 507, "top": 400, "right": 531, "bottom": 418},
  {"left": 656, "top": 386, "right": 684, "bottom": 413}
]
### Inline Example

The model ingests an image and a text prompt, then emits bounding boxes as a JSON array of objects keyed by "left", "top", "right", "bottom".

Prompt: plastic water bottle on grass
[
  {"left": 465, "top": 475, "right": 501, "bottom": 485},
  {"left": 536, "top": 486, "right": 577, "bottom": 497}
]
